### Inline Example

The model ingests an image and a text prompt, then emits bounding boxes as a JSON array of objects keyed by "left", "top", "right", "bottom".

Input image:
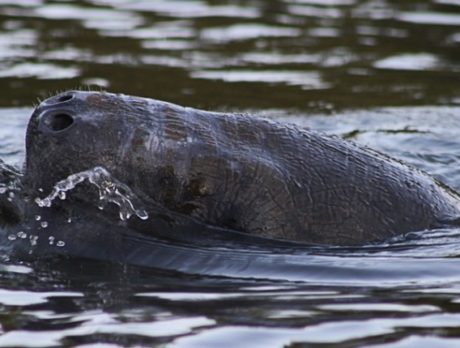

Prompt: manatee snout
[
  {"left": 24, "top": 91, "right": 124, "bottom": 194},
  {"left": 39, "top": 111, "right": 75, "bottom": 134},
  {"left": 33, "top": 91, "right": 86, "bottom": 135}
]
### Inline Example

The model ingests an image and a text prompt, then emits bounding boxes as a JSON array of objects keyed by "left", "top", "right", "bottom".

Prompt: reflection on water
[
  {"left": 190, "top": 69, "right": 330, "bottom": 89},
  {"left": 1, "top": 0, "right": 460, "bottom": 109},
  {"left": 1, "top": 0, "right": 460, "bottom": 347},
  {"left": 374, "top": 53, "right": 441, "bottom": 71}
]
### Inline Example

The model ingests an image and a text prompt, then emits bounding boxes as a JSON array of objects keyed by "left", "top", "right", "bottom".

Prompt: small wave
[{"left": 35, "top": 166, "right": 149, "bottom": 221}]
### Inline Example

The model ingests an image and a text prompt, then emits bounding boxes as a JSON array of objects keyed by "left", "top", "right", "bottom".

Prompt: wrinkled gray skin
[{"left": 20, "top": 91, "right": 460, "bottom": 246}]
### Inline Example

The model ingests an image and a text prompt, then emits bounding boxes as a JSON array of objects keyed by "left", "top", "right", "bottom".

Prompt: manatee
[{"left": 7, "top": 90, "right": 458, "bottom": 248}]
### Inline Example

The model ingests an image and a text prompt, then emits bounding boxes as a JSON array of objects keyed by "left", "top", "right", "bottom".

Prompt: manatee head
[
  {"left": 26, "top": 91, "right": 144, "bottom": 193},
  {"left": 22, "top": 90, "right": 268, "bottom": 247},
  {"left": 24, "top": 91, "right": 225, "bottom": 225}
]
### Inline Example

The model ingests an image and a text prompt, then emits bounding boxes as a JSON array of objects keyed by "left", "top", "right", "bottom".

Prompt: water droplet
[
  {"left": 48, "top": 236, "right": 55, "bottom": 245},
  {"left": 56, "top": 240, "right": 65, "bottom": 247},
  {"left": 40, "top": 221, "right": 48, "bottom": 228},
  {"left": 67, "top": 217, "right": 72, "bottom": 223},
  {"left": 38, "top": 188, "right": 43, "bottom": 192},
  {"left": 119, "top": 209, "right": 132, "bottom": 221},
  {"left": 29, "top": 235, "right": 38, "bottom": 246},
  {"left": 35, "top": 197, "right": 50, "bottom": 207},
  {"left": 17, "top": 231, "right": 27, "bottom": 239},
  {"left": 137, "top": 210, "right": 149, "bottom": 220},
  {"left": 8, "top": 234, "right": 17, "bottom": 241},
  {"left": 35, "top": 215, "right": 41, "bottom": 221},
  {"left": 35, "top": 166, "right": 149, "bottom": 222},
  {"left": 8, "top": 191, "right": 14, "bottom": 198}
]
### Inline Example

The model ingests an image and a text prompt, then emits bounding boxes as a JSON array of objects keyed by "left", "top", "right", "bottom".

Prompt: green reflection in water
[{"left": 0, "top": 0, "right": 458, "bottom": 111}]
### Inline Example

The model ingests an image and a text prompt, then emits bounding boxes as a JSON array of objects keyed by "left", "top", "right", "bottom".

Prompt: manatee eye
[{"left": 43, "top": 113, "right": 74, "bottom": 132}]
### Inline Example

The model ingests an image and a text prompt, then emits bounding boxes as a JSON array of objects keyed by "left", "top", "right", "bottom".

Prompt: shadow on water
[
  {"left": 1, "top": 0, "right": 460, "bottom": 347},
  {"left": 6, "top": 223, "right": 460, "bottom": 287}
]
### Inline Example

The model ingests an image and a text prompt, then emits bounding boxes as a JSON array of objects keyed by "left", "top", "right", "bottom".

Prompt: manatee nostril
[
  {"left": 44, "top": 113, "right": 75, "bottom": 132},
  {"left": 43, "top": 92, "right": 75, "bottom": 106},
  {"left": 56, "top": 93, "right": 74, "bottom": 103}
]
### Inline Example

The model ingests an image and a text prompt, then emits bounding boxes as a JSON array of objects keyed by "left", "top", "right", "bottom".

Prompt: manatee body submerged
[{"left": 10, "top": 90, "right": 458, "bottom": 248}]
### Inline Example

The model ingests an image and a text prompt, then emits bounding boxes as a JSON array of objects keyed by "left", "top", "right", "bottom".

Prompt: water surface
[{"left": 1, "top": 0, "right": 460, "bottom": 347}]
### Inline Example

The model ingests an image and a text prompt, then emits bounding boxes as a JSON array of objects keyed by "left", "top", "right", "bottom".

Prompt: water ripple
[{"left": 1, "top": 0, "right": 460, "bottom": 346}]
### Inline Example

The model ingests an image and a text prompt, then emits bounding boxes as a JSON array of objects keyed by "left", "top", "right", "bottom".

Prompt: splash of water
[
  {"left": 0, "top": 161, "right": 23, "bottom": 195},
  {"left": 34, "top": 166, "right": 149, "bottom": 221}
]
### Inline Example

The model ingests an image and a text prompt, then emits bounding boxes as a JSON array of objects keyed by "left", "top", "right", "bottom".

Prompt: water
[
  {"left": 1, "top": 0, "right": 460, "bottom": 346},
  {"left": 35, "top": 166, "right": 149, "bottom": 221}
]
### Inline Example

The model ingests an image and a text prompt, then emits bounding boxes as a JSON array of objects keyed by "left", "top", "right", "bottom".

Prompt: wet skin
[{"left": 3, "top": 90, "right": 456, "bottom": 249}]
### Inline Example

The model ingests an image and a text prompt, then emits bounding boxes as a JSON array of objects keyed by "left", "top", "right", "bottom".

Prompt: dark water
[{"left": 1, "top": 0, "right": 460, "bottom": 347}]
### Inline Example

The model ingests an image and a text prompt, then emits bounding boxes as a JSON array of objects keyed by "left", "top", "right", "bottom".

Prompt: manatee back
[{"left": 182, "top": 110, "right": 460, "bottom": 245}]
